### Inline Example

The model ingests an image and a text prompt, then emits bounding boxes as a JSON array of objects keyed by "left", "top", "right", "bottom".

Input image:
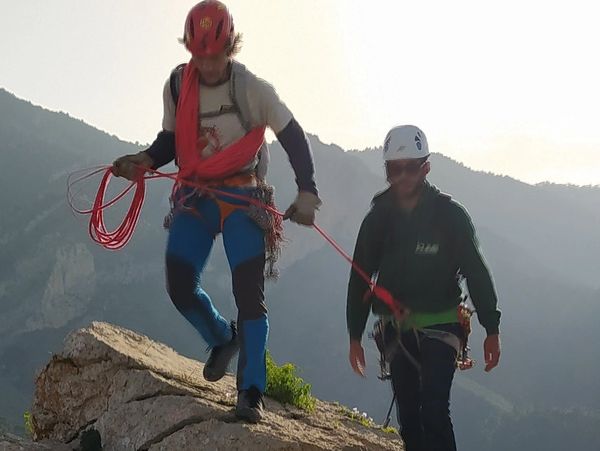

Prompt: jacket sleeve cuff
[
  {"left": 484, "top": 325, "right": 500, "bottom": 336},
  {"left": 145, "top": 130, "right": 176, "bottom": 169}
]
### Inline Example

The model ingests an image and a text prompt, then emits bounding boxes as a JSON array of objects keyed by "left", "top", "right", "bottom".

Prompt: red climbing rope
[{"left": 68, "top": 165, "right": 407, "bottom": 317}]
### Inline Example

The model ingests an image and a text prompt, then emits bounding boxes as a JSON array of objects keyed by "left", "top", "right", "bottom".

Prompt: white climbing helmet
[{"left": 383, "top": 125, "right": 430, "bottom": 161}]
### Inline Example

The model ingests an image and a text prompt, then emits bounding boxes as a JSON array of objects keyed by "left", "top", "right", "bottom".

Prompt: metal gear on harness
[
  {"left": 456, "top": 300, "right": 475, "bottom": 370},
  {"left": 370, "top": 319, "right": 392, "bottom": 381},
  {"left": 371, "top": 319, "right": 421, "bottom": 428},
  {"left": 371, "top": 300, "right": 475, "bottom": 380},
  {"left": 371, "top": 299, "right": 475, "bottom": 427}
]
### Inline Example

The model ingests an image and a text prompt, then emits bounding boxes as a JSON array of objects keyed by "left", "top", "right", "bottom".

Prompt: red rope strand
[{"left": 68, "top": 165, "right": 406, "bottom": 316}]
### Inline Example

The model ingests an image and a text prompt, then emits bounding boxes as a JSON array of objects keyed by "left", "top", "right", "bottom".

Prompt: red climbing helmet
[{"left": 183, "top": 1, "right": 234, "bottom": 57}]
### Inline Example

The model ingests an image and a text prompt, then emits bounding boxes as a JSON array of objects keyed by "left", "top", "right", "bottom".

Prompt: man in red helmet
[{"left": 112, "top": 0, "right": 321, "bottom": 423}]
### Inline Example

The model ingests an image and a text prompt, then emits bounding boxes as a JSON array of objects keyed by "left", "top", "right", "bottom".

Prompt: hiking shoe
[
  {"left": 203, "top": 321, "right": 239, "bottom": 382},
  {"left": 235, "top": 386, "right": 265, "bottom": 423}
]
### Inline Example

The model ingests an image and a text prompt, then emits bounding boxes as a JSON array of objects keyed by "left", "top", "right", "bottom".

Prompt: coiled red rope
[
  {"left": 68, "top": 165, "right": 406, "bottom": 317},
  {"left": 68, "top": 166, "right": 153, "bottom": 250}
]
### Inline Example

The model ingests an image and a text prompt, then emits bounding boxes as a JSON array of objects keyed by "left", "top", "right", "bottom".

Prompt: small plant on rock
[{"left": 265, "top": 351, "right": 316, "bottom": 412}]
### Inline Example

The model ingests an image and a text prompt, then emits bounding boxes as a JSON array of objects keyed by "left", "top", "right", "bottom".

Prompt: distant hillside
[{"left": 1, "top": 88, "right": 599, "bottom": 451}]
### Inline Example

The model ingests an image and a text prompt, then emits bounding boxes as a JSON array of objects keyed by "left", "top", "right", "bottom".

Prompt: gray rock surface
[{"left": 28, "top": 322, "right": 403, "bottom": 450}]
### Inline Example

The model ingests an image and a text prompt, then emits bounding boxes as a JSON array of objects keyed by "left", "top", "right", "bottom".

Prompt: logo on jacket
[{"left": 415, "top": 242, "right": 439, "bottom": 255}]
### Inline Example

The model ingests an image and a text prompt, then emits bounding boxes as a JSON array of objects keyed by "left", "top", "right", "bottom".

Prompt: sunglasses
[{"left": 385, "top": 160, "right": 427, "bottom": 178}]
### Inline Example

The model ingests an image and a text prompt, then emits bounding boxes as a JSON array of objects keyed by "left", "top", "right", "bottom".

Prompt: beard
[{"left": 389, "top": 178, "right": 426, "bottom": 203}]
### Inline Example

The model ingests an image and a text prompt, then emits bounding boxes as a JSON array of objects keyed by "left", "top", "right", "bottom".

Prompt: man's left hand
[
  {"left": 483, "top": 334, "right": 501, "bottom": 372},
  {"left": 283, "top": 191, "right": 322, "bottom": 226}
]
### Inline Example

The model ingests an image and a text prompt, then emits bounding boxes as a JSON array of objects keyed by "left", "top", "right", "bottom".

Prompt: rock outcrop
[
  {"left": 27, "top": 322, "right": 403, "bottom": 450},
  {"left": 0, "top": 432, "right": 71, "bottom": 451}
]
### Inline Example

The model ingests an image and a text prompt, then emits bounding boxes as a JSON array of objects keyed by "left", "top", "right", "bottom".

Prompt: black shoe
[
  {"left": 235, "top": 386, "right": 265, "bottom": 423},
  {"left": 203, "top": 321, "right": 239, "bottom": 382}
]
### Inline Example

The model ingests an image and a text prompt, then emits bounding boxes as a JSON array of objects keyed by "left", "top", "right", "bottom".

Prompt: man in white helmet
[{"left": 346, "top": 125, "right": 501, "bottom": 451}]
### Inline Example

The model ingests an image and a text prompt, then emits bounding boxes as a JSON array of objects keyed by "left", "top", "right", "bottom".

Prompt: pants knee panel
[
  {"left": 166, "top": 256, "right": 201, "bottom": 311},
  {"left": 232, "top": 254, "right": 267, "bottom": 320}
]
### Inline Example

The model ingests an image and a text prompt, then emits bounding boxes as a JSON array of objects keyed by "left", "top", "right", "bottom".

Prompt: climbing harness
[
  {"left": 371, "top": 299, "right": 475, "bottom": 426},
  {"left": 68, "top": 164, "right": 407, "bottom": 316}
]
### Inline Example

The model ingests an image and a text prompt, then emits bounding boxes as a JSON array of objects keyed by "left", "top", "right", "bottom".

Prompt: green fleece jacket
[{"left": 346, "top": 182, "right": 501, "bottom": 340}]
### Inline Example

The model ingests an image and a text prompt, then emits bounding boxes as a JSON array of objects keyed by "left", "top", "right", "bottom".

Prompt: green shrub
[
  {"left": 265, "top": 351, "right": 316, "bottom": 412},
  {"left": 23, "top": 411, "right": 33, "bottom": 436}
]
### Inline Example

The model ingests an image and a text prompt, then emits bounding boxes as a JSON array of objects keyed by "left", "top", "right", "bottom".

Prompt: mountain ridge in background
[{"left": 1, "top": 88, "right": 599, "bottom": 450}]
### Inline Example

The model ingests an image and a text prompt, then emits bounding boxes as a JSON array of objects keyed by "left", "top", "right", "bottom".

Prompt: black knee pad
[
  {"left": 165, "top": 255, "right": 200, "bottom": 311},
  {"left": 232, "top": 254, "right": 267, "bottom": 321}
]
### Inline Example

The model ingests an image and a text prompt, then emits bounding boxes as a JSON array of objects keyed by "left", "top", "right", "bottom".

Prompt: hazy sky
[{"left": 1, "top": 0, "right": 599, "bottom": 186}]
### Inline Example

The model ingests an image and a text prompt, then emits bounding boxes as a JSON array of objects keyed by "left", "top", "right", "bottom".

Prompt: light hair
[{"left": 227, "top": 32, "right": 243, "bottom": 56}]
